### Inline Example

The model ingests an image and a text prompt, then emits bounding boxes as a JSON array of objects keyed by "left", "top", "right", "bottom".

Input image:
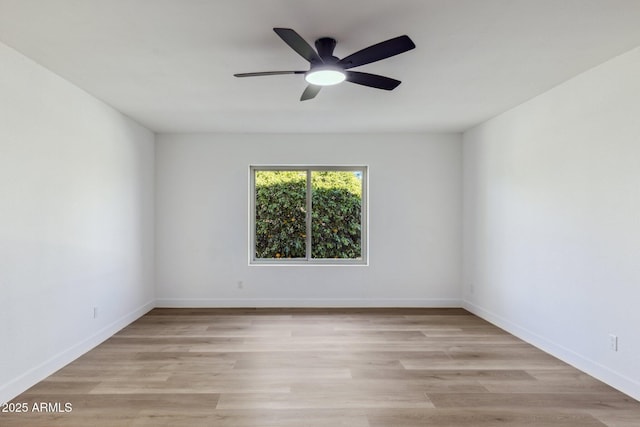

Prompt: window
[{"left": 250, "top": 166, "right": 367, "bottom": 265}]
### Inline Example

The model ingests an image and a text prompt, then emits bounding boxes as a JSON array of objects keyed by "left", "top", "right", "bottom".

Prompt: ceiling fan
[{"left": 234, "top": 28, "right": 416, "bottom": 101}]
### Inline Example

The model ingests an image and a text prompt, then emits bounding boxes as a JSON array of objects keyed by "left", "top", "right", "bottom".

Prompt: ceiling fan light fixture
[
  {"left": 305, "top": 67, "right": 346, "bottom": 86},
  {"left": 235, "top": 28, "right": 416, "bottom": 100}
]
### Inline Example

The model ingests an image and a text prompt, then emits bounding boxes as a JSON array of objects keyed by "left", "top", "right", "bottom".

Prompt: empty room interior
[{"left": 1, "top": 1, "right": 639, "bottom": 426}]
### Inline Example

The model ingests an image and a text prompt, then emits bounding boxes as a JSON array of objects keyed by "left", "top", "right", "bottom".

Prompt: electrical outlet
[
  {"left": 237, "top": 281, "right": 243, "bottom": 289},
  {"left": 609, "top": 334, "right": 618, "bottom": 351},
  {"left": 93, "top": 307, "right": 99, "bottom": 319}
]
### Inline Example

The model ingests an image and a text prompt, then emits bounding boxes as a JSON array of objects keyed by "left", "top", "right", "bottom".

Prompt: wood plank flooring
[{"left": 1, "top": 308, "right": 639, "bottom": 426}]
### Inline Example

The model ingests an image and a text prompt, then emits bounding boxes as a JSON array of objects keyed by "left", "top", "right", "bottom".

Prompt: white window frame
[{"left": 249, "top": 165, "right": 368, "bottom": 265}]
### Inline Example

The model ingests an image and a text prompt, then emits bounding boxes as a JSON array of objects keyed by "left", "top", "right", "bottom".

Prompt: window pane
[
  {"left": 255, "top": 170, "right": 307, "bottom": 259},
  {"left": 311, "top": 171, "right": 362, "bottom": 259}
]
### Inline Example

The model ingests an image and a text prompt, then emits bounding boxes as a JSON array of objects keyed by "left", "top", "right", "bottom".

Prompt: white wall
[
  {"left": 0, "top": 42, "right": 155, "bottom": 402},
  {"left": 156, "top": 133, "right": 462, "bottom": 307},
  {"left": 463, "top": 47, "right": 640, "bottom": 400}
]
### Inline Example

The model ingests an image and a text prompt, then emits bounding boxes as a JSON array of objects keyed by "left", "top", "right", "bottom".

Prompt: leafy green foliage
[
  {"left": 255, "top": 170, "right": 362, "bottom": 259},
  {"left": 312, "top": 171, "right": 362, "bottom": 197},
  {"left": 255, "top": 171, "right": 306, "bottom": 258}
]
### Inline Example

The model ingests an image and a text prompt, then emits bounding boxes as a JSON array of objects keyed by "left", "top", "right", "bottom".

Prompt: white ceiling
[{"left": 1, "top": 0, "right": 640, "bottom": 134}]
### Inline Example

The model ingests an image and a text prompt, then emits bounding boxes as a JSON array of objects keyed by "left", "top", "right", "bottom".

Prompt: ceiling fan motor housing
[{"left": 314, "top": 37, "right": 339, "bottom": 64}]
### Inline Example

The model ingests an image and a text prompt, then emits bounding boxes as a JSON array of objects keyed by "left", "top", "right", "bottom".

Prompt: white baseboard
[
  {"left": 155, "top": 298, "right": 462, "bottom": 308},
  {"left": 0, "top": 300, "right": 155, "bottom": 404},
  {"left": 463, "top": 300, "right": 640, "bottom": 402}
]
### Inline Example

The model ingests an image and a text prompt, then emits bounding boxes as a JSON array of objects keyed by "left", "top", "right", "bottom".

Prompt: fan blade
[
  {"left": 274, "top": 28, "right": 322, "bottom": 64},
  {"left": 300, "top": 84, "right": 321, "bottom": 101},
  {"left": 345, "top": 71, "right": 401, "bottom": 90},
  {"left": 234, "top": 71, "right": 305, "bottom": 77},
  {"left": 338, "top": 35, "right": 415, "bottom": 69}
]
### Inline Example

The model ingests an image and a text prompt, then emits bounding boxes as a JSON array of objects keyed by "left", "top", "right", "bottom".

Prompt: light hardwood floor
[{"left": 2, "top": 308, "right": 639, "bottom": 426}]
